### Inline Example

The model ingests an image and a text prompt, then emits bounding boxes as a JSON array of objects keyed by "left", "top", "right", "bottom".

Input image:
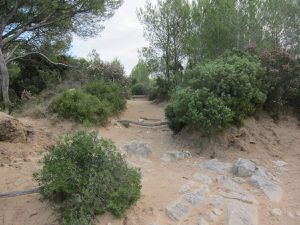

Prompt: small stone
[
  {"left": 201, "top": 159, "right": 232, "bottom": 174},
  {"left": 271, "top": 160, "right": 288, "bottom": 167},
  {"left": 270, "top": 208, "right": 282, "bottom": 216},
  {"left": 193, "top": 173, "right": 212, "bottom": 184},
  {"left": 165, "top": 202, "right": 190, "bottom": 221},
  {"left": 196, "top": 218, "right": 209, "bottom": 225},
  {"left": 233, "top": 158, "right": 256, "bottom": 177},
  {"left": 138, "top": 119, "right": 145, "bottom": 123}
]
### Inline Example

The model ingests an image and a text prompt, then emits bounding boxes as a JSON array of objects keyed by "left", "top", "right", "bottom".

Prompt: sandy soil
[{"left": 0, "top": 99, "right": 299, "bottom": 225}]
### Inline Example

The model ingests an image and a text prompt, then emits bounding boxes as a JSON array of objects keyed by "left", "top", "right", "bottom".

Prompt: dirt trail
[{"left": 0, "top": 99, "right": 300, "bottom": 225}]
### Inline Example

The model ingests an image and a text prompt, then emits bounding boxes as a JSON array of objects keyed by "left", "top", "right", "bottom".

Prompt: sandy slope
[{"left": 0, "top": 99, "right": 299, "bottom": 225}]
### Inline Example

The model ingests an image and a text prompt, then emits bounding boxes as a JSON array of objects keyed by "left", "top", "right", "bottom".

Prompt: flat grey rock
[
  {"left": 249, "top": 175, "right": 282, "bottom": 202},
  {"left": 193, "top": 173, "right": 212, "bottom": 184},
  {"left": 209, "top": 194, "right": 226, "bottom": 209},
  {"left": 254, "top": 166, "right": 277, "bottom": 182},
  {"left": 201, "top": 159, "right": 232, "bottom": 174},
  {"left": 233, "top": 158, "right": 256, "bottom": 177},
  {"left": 179, "top": 181, "right": 197, "bottom": 194},
  {"left": 123, "top": 141, "right": 152, "bottom": 158},
  {"left": 165, "top": 202, "right": 190, "bottom": 221},
  {"left": 219, "top": 191, "right": 258, "bottom": 204},
  {"left": 184, "top": 186, "right": 209, "bottom": 206},
  {"left": 161, "top": 150, "right": 191, "bottom": 162},
  {"left": 217, "top": 176, "right": 257, "bottom": 204},
  {"left": 227, "top": 200, "right": 258, "bottom": 225}
]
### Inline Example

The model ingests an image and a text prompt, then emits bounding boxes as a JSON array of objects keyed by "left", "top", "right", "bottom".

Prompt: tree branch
[
  {"left": 6, "top": 52, "right": 72, "bottom": 68},
  {"left": 4, "top": 42, "right": 20, "bottom": 61}
]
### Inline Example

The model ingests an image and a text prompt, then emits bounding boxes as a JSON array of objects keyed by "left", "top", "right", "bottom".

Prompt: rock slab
[
  {"left": 249, "top": 175, "right": 282, "bottom": 202},
  {"left": 201, "top": 159, "right": 232, "bottom": 174},
  {"left": 123, "top": 141, "right": 152, "bottom": 158},
  {"left": 193, "top": 173, "right": 212, "bottom": 184},
  {"left": 161, "top": 150, "right": 191, "bottom": 162},
  {"left": 227, "top": 200, "right": 258, "bottom": 225},
  {"left": 184, "top": 186, "right": 209, "bottom": 206},
  {"left": 165, "top": 202, "right": 190, "bottom": 221}
]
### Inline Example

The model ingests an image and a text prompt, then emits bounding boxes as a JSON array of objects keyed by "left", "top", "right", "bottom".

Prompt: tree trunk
[{"left": 0, "top": 48, "right": 10, "bottom": 107}]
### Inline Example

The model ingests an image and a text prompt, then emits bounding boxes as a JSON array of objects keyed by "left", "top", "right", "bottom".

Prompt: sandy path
[{"left": 0, "top": 100, "right": 299, "bottom": 225}]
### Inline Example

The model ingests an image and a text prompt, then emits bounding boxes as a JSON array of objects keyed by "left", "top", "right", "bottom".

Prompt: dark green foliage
[
  {"left": 259, "top": 49, "right": 300, "bottom": 115},
  {"left": 166, "top": 51, "right": 267, "bottom": 134},
  {"left": 49, "top": 89, "right": 110, "bottom": 124},
  {"left": 83, "top": 80, "right": 126, "bottom": 115},
  {"left": 34, "top": 131, "right": 141, "bottom": 225},
  {"left": 131, "top": 83, "right": 147, "bottom": 95},
  {"left": 148, "top": 77, "right": 172, "bottom": 100},
  {"left": 185, "top": 51, "right": 267, "bottom": 124},
  {"left": 166, "top": 88, "right": 233, "bottom": 135}
]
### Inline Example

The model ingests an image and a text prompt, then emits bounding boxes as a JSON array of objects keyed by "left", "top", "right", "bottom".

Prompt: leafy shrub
[
  {"left": 166, "top": 88, "right": 233, "bottom": 134},
  {"left": 49, "top": 89, "right": 110, "bottom": 124},
  {"left": 131, "top": 83, "right": 147, "bottom": 95},
  {"left": 34, "top": 131, "right": 141, "bottom": 225},
  {"left": 184, "top": 50, "right": 267, "bottom": 125},
  {"left": 148, "top": 77, "right": 172, "bottom": 100},
  {"left": 259, "top": 48, "right": 300, "bottom": 115},
  {"left": 83, "top": 80, "right": 126, "bottom": 115},
  {"left": 166, "top": 50, "right": 267, "bottom": 134}
]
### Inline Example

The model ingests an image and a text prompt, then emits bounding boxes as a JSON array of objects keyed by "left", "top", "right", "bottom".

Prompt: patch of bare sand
[{"left": 0, "top": 100, "right": 299, "bottom": 225}]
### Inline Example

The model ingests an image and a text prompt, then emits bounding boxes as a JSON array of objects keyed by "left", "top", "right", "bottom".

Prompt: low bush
[
  {"left": 131, "top": 83, "right": 147, "bottom": 95},
  {"left": 83, "top": 80, "right": 126, "bottom": 115},
  {"left": 166, "top": 88, "right": 233, "bottom": 134},
  {"left": 34, "top": 131, "right": 141, "bottom": 225},
  {"left": 48, "top": 89, "right": 110, "bottom": 124},
  {"left": 166, "top": 50, "right": 267, "bottom": 134}
]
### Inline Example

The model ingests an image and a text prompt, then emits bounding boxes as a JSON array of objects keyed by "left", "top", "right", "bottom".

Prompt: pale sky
[{"left": 70, "top": 0, "right": 154, "bottom": 75}]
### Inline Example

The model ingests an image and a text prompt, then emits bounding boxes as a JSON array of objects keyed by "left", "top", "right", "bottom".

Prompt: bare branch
[
  {"left": 6, "top": 52, "right": 72, "bottom": 68},
  {"left": 4, "top": 42, "right": 21, "bottom": 61}
]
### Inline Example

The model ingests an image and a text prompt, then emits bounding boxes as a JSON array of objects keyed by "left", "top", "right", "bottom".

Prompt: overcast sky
[{"left": 70, "top": 0, "right": 154, "bottom": 75}]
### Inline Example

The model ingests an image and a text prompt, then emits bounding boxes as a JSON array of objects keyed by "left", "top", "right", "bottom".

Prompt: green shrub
[
  {"left": 131, "top": 83, "right": 147, "bottom": 95},
  {"left": 184, "top": 50, "right": 267, "bottom": 125},
  {"left": 49, "top": 89, "right": 110, "bottom": 124},
  {"left": 83, "top": 80, "right": 126, "bottom": 115},
  {"left": 166, "top": 88, "right": 233, "bottom": 134},
  {"left": 148, "top": 77, "right": 172, "bottom": 100},
  {"left": 166, "top": 50, "right": 267, "bottom": 134},
  {"left": 259, "top": 49, "right": 300, "bottom": 115},
  {"left": 34, "top": 131, "right": 141, "bottom": 225}
]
